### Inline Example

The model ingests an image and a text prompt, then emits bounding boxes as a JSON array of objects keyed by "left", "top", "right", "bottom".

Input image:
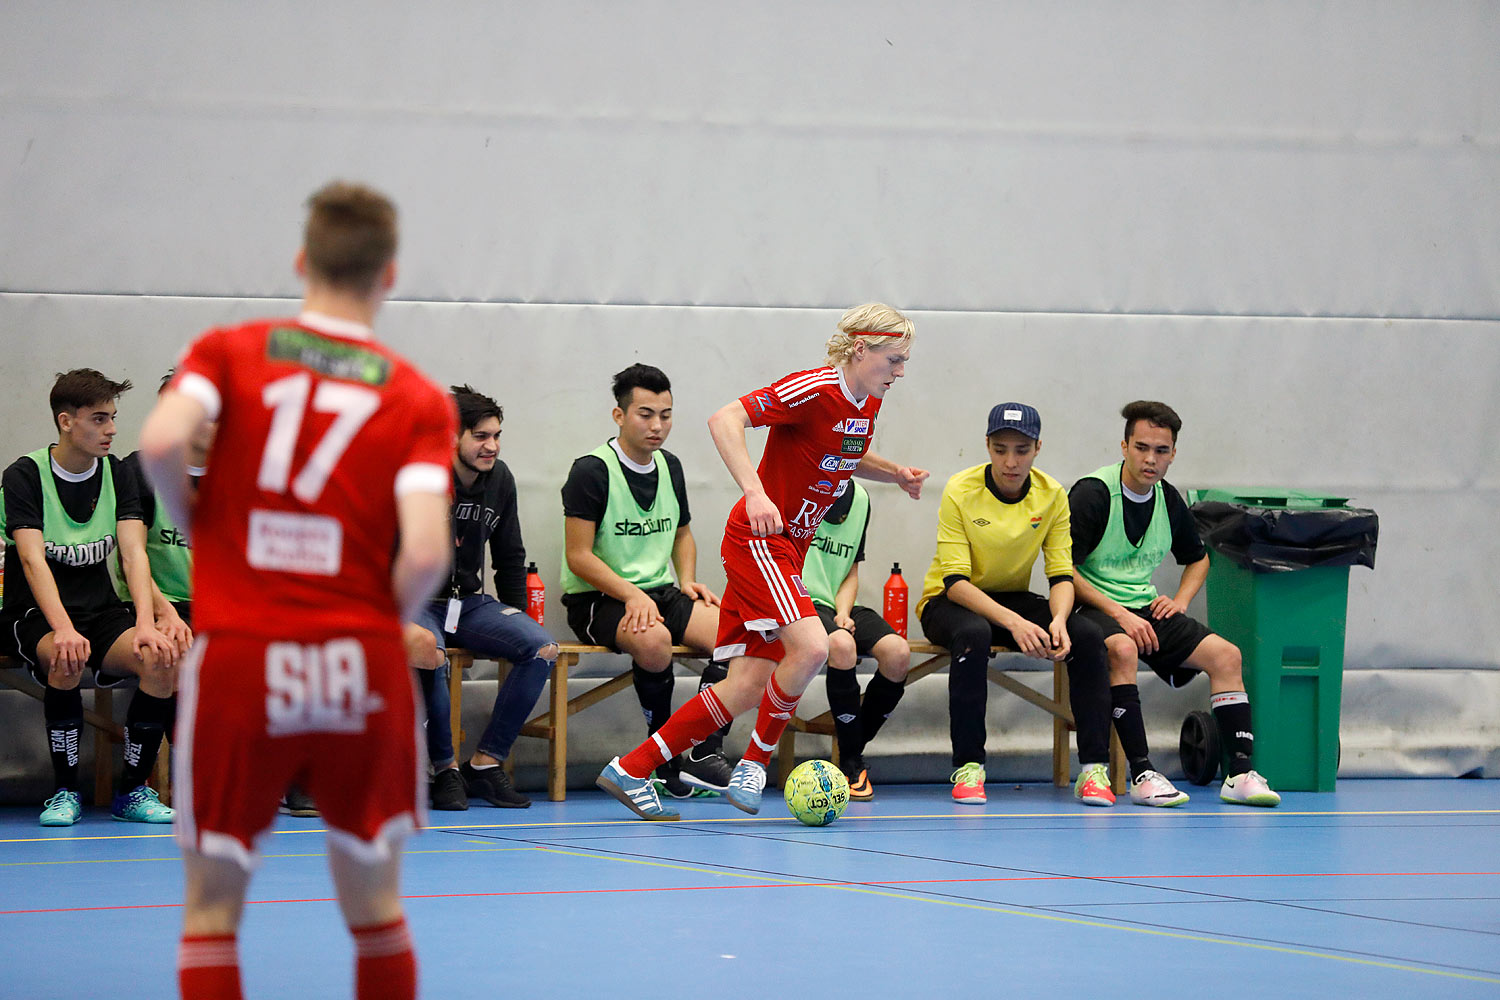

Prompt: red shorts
[
  {"left": 715, "top": 530, "right": 817, "bottom": 661},
  {"left": 173, "top": 630, "right": 424, "bottom": 870}
]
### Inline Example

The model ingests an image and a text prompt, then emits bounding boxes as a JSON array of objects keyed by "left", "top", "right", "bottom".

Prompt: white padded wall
[{"left": 2, "top": 2, "right": 1497, "bottom": 679}]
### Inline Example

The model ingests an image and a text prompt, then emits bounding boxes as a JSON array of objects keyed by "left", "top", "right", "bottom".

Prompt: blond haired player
[{"left": 598, "top": 303, "right": 928, "bottom": 819}]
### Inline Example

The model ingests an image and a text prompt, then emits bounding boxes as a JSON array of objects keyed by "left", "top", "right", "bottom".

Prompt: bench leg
[
  {"left": 446, "top": 649, "right": 471, "bottom": 765},
  {"left": 93, "top": 688, "right": 115, "bottom": 808},
  {"left": 1052, "top": 662, "right": 1070, "bottom": 788},
  {"left": 548, "top": 653, "right": 572, "bottom": 801},
  {"left": 776, "top": 729, "right": 796, "bottom": 788},
  {"left": 150, "top": 737, "right": 171, "bottom": 805},
  {"left": 1109, "top": 728, "right": 1128, "bottom": 795}
]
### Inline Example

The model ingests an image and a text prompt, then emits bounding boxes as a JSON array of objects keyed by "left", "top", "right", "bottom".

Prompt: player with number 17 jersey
[{"left": 173, "top": 316, "right": 455, "bottom": 640}]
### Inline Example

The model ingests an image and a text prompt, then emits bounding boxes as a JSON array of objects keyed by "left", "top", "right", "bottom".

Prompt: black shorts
[
  {"left": 565, "top": 585, "right": 699, "bottom": 648},
  {"left": 814, "top": 604, "right": 897, "bottom": 657},
  {"left": 1074, "top": 604, "right": 1215, "bottom": 687},
  {"left": 12, "top": 603, "right": 139, "bottom": 685}
]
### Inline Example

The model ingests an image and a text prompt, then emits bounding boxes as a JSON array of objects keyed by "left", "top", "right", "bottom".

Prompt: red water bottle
[
  {"left": 882, "top": 562, "right": 908, "bottom": 638},
  {"left": 525, "top": 562, "right": 546, "bottom": 625}
]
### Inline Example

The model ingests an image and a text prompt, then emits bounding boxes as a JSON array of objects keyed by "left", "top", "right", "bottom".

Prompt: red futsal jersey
[
  {"left": 713, "top": 368, "right": 882, "bottom": 659},
  {"left": 173, "top": 313, "right": 455, "bottom": 640},
  {"left": 732, "top": 367, "right": 882, "bottom": 552}
]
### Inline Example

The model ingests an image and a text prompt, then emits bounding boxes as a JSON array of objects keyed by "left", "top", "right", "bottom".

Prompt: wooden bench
[
  {"left": 444, "top": 643, "right": 709, "bottom": 802},
  {"left": 0, "top": 654, "right": 171, "bottom": 806},
  {"left": 444, "top": 640, "right": 1127, "bottom": 801}
]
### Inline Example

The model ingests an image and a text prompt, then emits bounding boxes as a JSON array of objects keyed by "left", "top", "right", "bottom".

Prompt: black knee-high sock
[
  {"left": 1211, "top": 691, "right": 1255, "bottom": 776},
  {"left": 631, "top": 663, "right": 675, "bottom": 735},
  {"left": 119, "top": 691, "right": 173, "bottom": 793},
  {"left": 43, "top": 685, "right": 84, "bottom": 793},
  {"left": 858, "top": 672, "right": 906, "bottom": 750},
  {"left": 696, "top": 660, "right": 731, "bottom": 751},
  {"left": 824, "top": 667, "right": 864, "bottom": 760},
  {"left": 1110, "top": 684, "right": 1154, "bottom": 779}
]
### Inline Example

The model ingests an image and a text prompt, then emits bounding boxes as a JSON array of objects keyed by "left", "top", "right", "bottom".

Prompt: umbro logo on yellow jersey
[{"left": 973, "top": 518, "right": 990, "bottom": 526}]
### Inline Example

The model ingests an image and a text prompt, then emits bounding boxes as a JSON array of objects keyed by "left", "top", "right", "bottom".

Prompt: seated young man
[
  {"left": 411, "top": 385, "right": 559, "bottom": 810},
  {"left": 803, "top": 479, "right": 910, "bottom": 800},
  {"left": 115, "top": 369, "right": 205, "bottom": 638},
  {"left": 561, "top": 364, "right": 733, "bottom": 796},
  {"left": 1, "top": 369, "right": 182, "bottom": 826},
  {"left": 1070, "top": 400, "right": 1280, "bottom": 807},
  {"left": 917, "top": 403, "right": 1115, "bottom": 807}
]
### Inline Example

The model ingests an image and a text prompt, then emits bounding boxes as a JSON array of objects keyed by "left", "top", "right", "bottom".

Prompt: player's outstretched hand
[
  {"left": 745, "top": 491, "right": 783, "bottom": 538},
  {"left": 896, "top": 466, "right": 930, "bottom": 500},
  {"left": 681, "top": 581, "right": 721, "bottom": 607}
]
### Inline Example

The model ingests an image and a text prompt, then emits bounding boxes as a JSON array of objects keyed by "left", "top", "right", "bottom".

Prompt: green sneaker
[
  {"left": 1073, "top": 762, "right": 1116, "bottom": 806},
  {"left": 111, "top": 785, "right": 175, "bottom": 823},
  {"left": 950, "top": 762, "right": 986, "bottom": 804},
  {"left": 40, "top": 789, "right": 82, "bottom": 827}
]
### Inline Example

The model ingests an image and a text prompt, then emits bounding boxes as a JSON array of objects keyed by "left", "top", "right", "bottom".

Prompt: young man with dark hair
[
  {"left": 142, "top": 180, "right": 455, "bottom": 1000},
  {"left": 562, "top": 363, "right": 732, "bottom": 796},
  {"left": 918, "top": 403, "right": 1116, "bottom": 807},
  {"left": 1070, "top": 400, "right": 1280, "bottom": 807},
  {"left": 597, "top": 303, "right": 928, "bottom": 821},
  {"left": 803, "top": 478, "right": 911, "bottom": 799},
  {"left": 1, "top": 368, "right": 182, "bottom": 827},
  {"left": 409, "top": 384, "right": 559, "bottom": 810}
]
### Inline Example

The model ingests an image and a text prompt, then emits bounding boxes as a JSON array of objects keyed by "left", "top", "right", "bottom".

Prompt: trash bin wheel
[{"left": 1179, "top": 710, "right": 1221, "bottom": 786}]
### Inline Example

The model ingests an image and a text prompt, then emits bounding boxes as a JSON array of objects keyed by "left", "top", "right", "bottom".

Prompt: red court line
[{"left": 4, "top": 870, "right": 1496, "bottom": 917}]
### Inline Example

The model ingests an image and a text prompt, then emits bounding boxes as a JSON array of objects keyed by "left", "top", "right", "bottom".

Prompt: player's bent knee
[{"left": 537, "top": 642, "right": 559, "bottom": 664}]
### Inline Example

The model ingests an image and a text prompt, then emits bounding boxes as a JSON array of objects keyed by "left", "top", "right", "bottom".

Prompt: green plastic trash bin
[{"left": 1186, "top": 489, "right": 1378, "bottom": 792}]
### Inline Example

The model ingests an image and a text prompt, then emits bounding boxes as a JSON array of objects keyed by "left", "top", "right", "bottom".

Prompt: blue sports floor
[{"left": 2, "top": 779, "right": 1498, "bottom": 999}]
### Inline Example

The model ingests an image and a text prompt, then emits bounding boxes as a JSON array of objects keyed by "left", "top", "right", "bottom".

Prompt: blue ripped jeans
[{"left": 415, "top": 594, "right": 556, "bottom": 766}]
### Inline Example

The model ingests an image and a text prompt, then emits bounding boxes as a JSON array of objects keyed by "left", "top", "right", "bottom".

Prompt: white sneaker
[
  {"left": 1129, "top": 770, "right": 1189, "bottom": 807},
  {"left": 1219, "top": 769, "right": 1281, "bottom": 807}
]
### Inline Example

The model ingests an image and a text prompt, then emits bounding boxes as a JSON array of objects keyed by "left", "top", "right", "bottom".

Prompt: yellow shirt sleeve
[
  {"left": 1041, "top": 489, "right": 1074, "bottom": 580},
  {"left": 933, "top": 483, "right": 974, "bottom": 581}
]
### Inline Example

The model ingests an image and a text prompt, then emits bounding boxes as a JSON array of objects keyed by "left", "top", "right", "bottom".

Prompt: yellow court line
[
  {"left": 3, "top": 807, "right": 1498, "bottom": 844},
  {"left": 538, "top": 842, "right": 1500, "bottom": 986},
  {"left": 830, "top": 883, "right": 1500, "bottom": 986}
]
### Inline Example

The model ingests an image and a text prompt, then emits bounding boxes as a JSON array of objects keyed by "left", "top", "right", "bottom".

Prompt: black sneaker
[
  {"left": 679, "top": 746, "right": 733, "bottom": 792},
  {"left": 430, "top": 767, "right": 470, "bottom": 811},
  {"left": 278, "top": 786, "right": 319, "bottom": 817},
  {"left": 460, "top": 761, "right": 531, "bottom": 808},
  {"left": 655, "top": 758, "right": 696, "bottom": 799}
]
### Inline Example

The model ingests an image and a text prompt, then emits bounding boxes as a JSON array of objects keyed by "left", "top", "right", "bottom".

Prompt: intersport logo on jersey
[{"left": 832, "top": 419, "right": 870, "bottom": 434}]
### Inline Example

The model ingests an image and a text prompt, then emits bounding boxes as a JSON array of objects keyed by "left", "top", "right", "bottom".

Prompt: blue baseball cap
[{"left": 986, "top": 402, "right": 1041, "bottom": 440}]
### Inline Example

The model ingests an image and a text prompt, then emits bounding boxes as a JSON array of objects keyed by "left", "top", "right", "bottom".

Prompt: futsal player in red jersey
[
  {"left": 598, "top": 303, "right": 929, "bottom": 819},
  {"left": 140, "top": 182, "right": 456, "bottom": 1000}
]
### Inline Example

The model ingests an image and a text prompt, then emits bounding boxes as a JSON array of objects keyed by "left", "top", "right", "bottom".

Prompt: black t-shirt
[
  {"left": 1068, "top": 475, "right": 1206, "bottom": 568},
  {"left": 561, "top": 445, "right": 691, "bottom": 528},
  {"left": 451, "top": 460, "right": 527, "bottom": 607},
  {"left": 2, "top": 449, "right": 143, "bottom": 620}
]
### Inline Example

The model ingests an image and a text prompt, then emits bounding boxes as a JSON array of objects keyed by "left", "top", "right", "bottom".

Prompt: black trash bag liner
[{"left": 1189, "top": 501, "right": 1378, "bottom": 573}]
